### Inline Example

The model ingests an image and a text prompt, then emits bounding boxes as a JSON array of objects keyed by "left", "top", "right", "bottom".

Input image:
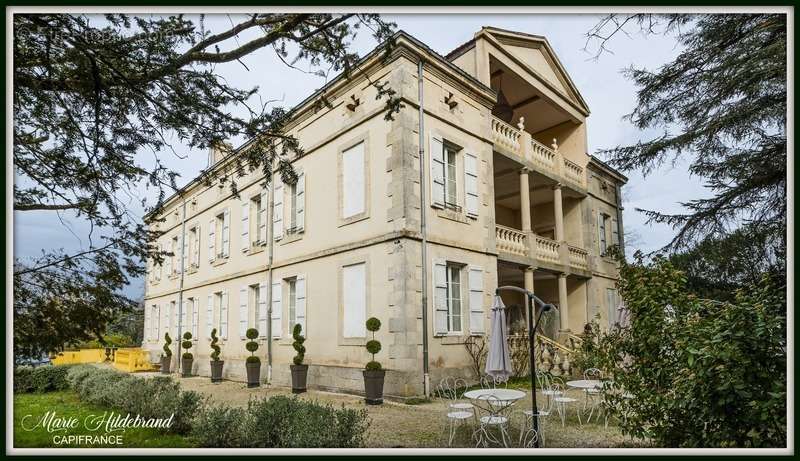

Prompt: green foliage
[
  {"left": 12, "top": 13, "right": 397, "bottom": 362},
  {"left": 365, "top": 317, "right": 381, "bottom": 332},
  {"left": 66, "top": 365, "right": 203, "bottom": 434},
  {"left": 292, "top": 324, "right": 306, "bottom": 366},
  {"left": 72, "top": 333, "right": 136, "bottom": 350},
  {"left": 246, "top": 328, "right": 259, "bottom": 340},
  {"left": 574, "top": 253, "right": 786, "bottom": 447},
  {"left": 246, "top": 356, "right": 261, "bottom": 364},
  {"left": 590, "top": 14, "right": 786, "bottom": 258},
  {"left": 244, "top": 396, "right": 369, "bottom": 448},
  {"left": 364, "top": 317, "right": 382, "bottom": 371},
  {"left": 190, "top": 405, "right": 248, "bottom": 448},
  {"left": 181, "top": 331, "right": 193, "bottom": 359},
  {"left": 162, "top": 332, "right": 173, "bottom": 357},
  {"left": 245, "top": 342, "right": 259, "bottom": 353},
  {"left": 183, "top": 331, "right": 192, "bottom": 341},
  {"left": 365, "top": 340, "right": 381, "bottom": 355},
  {"left": 210, "top": 328, "right": 221, "bottom": 362},
  {"left": 14, "top": 365, "right": 72, "bottom": 393}
]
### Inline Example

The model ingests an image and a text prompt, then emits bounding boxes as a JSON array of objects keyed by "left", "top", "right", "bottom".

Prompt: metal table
[{"left": 464, "top": 388, "right": 526, "bottom": 447}]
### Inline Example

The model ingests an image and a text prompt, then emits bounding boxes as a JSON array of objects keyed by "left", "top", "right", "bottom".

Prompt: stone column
[
  {"left": 519, "top": 168, "right": 532, "bottom": 231},
  {"left": 558, "top": 272, "right": 570, "bottom": 332},
  {"left": 553, "top": 183, "right": 564, "bottom": 242},
  {"left": 523, "top": 266, "right": 536, "bottom": 326}
]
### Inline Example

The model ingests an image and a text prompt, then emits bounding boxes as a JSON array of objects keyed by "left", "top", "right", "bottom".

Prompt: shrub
[
  {"left": 182, "top": 331, "right": 193, "bottom": 360},
  {"left": 162, "top": 332, "right": 173, "bottom": 357},
  {"left": 210, "top": 328, "right": 221, "bottom": 362},
  {"left": 292, "top": 324, "right": 306, "bottom": 366},
  {"left": 244, "top": 396, "right": 369, "bottom": 447},
  {"left": 245, "top": 328, "right": 260, "bottom": 364},
  {"left": 15, "top": 365, "right": 73, "bottom": 393},
  {"left": 190, "top": 404, "right": 248, "bottom": 447},
  {"left": 575, "top": 253, "right": 787, "bottom": 447},
  {"left": 364, "top": 317, "right": 382, "bottom": 370},
  {"left": 66, "top": 365, "right": 202, "bottom": 434}
]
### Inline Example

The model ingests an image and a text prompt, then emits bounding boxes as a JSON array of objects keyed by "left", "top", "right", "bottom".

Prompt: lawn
[{"left": 13, "top": 391, "right": 190, "bottom": 448}]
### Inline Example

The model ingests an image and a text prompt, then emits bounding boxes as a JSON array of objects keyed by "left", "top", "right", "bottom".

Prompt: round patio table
[{"left": 463, "top": 388, "right": 526, "bottom": 447}]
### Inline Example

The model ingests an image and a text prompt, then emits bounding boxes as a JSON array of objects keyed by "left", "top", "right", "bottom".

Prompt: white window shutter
[
  {"left": 164, "top": 303, "right": 171, "bottom": 336},
  {"left": 222, "top": 209, "right": 230, "bottom": 257},
  {"left": 241, "top": 200, "right": 250, "bottom": 252},
  {"left": 295, "top": 275, "right": 307, "bottom": 335},
  {"left": 165, "top": 242, "right": 172, "bottom": 275},
  {"left": 611, "top": 218, "right": 619, "bottom": 247},
  {"left": 239, "top": 286, "right": 248, "bottom": 338},
  {"left": 259, "top": 189, "right": 268, "bottom": 242},
  {"left": 193, "top": 225, "right": 201, "bottom": 267},
  {"left": 271, "top": 281, "right": 282, "bottom": 338},
  {"left": 155, "top": 305, "right": 161, "bottom": 340},
  {"left": 430, "top": 135, "right": 445, "bottom": 208},
  {"left": 296, "top": 173, "right": 305, "bottom": 232},
  {"left": 206, "top": 294, "right": 213, "bottom": 338},
  {"left": 468, "top": 266, "right": 485, "bottom": 334},
  {"left": 464, "top": 151, "right": 479, "bottom": 218},
  {"left": 174, "top": 300, "right": 180, "bottom": 336},
  {"left": 433, "top": 260, "right": 448, "bottom": 335},
  {"left": 208, "top": 219, "right": 216, "bottom": 263},
  {"left": 342, "top": 264, "right": 367, "bottom": 338},
  {"left": 342, "top": 142, "right": 365, "bottom": 218},
  {"left": 192, "top": 299, "right": 199, "bottom": 337},
  {"left": 181, "top": 234, "right": 188, "bottom": 273},
  {"left": 258, "top": 282, "right": 268, "bottom": 337},
  {"left": 273, "top": 178, "right": 283, "bottom": 241},
  {"left": 220, "top": 290, "right": 229, "bottom": 339},
  {"left": 183, "top": 300, "right": 191, "bottom": 335}
]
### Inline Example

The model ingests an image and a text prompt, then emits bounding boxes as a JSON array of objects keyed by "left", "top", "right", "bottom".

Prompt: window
[
  {"left": 287, "top": 278, "right": 297, "bottom": 333},
  {"left": 446, "top": 264, "right": 463, "bottom": 333},
  {"left": 342, "top": 263, "right": 366, "bottom": 338},
  {"left": 444, "top": 143, "right": 459, "bottom": 210},
  {"left": 214, "top": 210, "right": 230, "bottom": 259},
  {"left": 598, "top": 213, "right": 608, "bottom": 254},
  {"left": 606, "top": 288, "right": 619, "bottom": 327},
  {"left": 288, "top": 183, "right": 298, "bottom": 232},
  {"left": 169, "top": 300, "right": 176, "bottom": 335},
  {"left": 188, "top": 226, "right": 200, "bottom": 268},
  {"left": 342, "top": 142, "right": 366, "bottom": 219},
  {"left": 170, "top": 236, "right": 179, "bottom": 275},
  {"left": 215, "top": 291, "right": 229, "bottom": 339},
  {"left": 251, "top": 192, "right": 267, "bottom": 245},
  {"left": 151, "top": 304, "right": 160, "bottom": 341}
]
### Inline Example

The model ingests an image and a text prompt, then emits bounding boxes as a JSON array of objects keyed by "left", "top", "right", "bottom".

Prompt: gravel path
[{"left": 162, "top": 374, "right": 635, "bottom": 448}]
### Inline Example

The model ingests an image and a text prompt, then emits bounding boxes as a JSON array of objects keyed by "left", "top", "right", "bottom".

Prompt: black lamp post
[{"left": 495, "top": 285, "right": 557, "bottom": 448}]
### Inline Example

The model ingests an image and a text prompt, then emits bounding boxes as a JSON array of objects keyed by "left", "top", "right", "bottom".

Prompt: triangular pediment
[{"left": 481, "top": 27, "right": 589, "bottom": 114}]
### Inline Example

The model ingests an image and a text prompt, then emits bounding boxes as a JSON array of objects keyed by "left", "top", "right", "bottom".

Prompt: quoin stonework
[{"left": 142, "top": 27, "right": 627, "bottom": 398}]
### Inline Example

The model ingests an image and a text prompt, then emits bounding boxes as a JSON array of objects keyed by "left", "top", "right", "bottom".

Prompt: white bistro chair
[
  {"left": 552, "top": 382, "right": 582, "bottom": 427},
  {"left": 438, "top": 377, "right": 475, "bottom": 447},
  {"left": 473, "top": 394, "right": 511, "bottom": 448}
]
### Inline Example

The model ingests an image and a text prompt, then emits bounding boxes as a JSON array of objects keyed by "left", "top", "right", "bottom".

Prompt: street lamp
[{"left": 495, "top": 285, "right": 557, "bottom": 448}]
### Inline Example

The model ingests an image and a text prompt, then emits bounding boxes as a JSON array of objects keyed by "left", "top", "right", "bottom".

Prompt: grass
[{"left": 13, "top": 390, "right": 191, "bottom": 448}]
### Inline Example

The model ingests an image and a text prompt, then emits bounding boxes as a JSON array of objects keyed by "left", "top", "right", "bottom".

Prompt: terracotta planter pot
[
  {"left": 160, "top": 356, "right": 171, "bottom": 374},
  {"left": 246, "top": 361, "right": 261, "bottom": 388},
  {"left": 363, "top": 369, "right": 386, "bottom": 405},
  {"left": 290, "top": 364, "right": 308, "bottom": 394},
  {"left": 210, "top": 360, "right": 224, "bottom": 383},
  {"left": 181, "top": 357, "right": 194, "bottom": 377}
]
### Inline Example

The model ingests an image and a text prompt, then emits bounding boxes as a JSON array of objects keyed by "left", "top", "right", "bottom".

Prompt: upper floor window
[
  {"left": 430, "top": 134, "right": 479, "bottom": 217},
  {"left": 598, "top": 213, "right": 608, "bottom": 254},
  {"left": 342, "top": 141, "right": 366, "bottom": 220},
  {"left": 209, "top": 209, "right": 230, "bottom": 261},
  {"left": 170, "top": 235, "right": 179, "bottom": 275},
  {"left": 274, "top": 173, "right": 305, "bottom": 240},
  {"left": 188, "top": 225, "right": 200, "bottom": 269},
  {"left": 598, "top": 211, "right": 620, "bottom": 256}
]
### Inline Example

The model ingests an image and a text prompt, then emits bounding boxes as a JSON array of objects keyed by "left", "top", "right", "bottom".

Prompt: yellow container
[
  {"left": 51, "top": 349, "right": 106, "bottom": 365},
  {"left": 113, "top": 348, "right": 158, "bottom": 373}
]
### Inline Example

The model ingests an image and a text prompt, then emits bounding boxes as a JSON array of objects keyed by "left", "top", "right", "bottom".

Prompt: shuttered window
[
  {"left": 239, "top": 286, "right": 248, "bottom": 338},
  {"left": 271, "top": 281, "right": 282, "bottom": 338},
  {"left": 468, "top": 266, "right": 484, "bottom": 334},
  {"left": 342, "top": 142, "right": 365, "bottom": 219},
  {"left": 206, "top": 294, "right": 213, "bottom": 338},
  {"left": 430, "top": 135, "right": 445, "bottom": 208},
  {"left": 273, "top": 177, "right": 283, "bottom": 241},
  {"left": 241, "top": 200, "right": 250, "bottom": 252},
  {"left": 342, "top": 263, "right": 366, "bottom": 338},
  {"left": 257, "top": 282, "right": 268, "bottom": 337},
  {"left": 219, "top": 291, "right": 229, "bottom": 339},
  {"left": 464, "top": 151, "right": 479, "bottom": 218}
]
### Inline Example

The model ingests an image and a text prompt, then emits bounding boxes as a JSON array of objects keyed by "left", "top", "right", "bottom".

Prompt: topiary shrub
[
  {"left": 210, "top": 328, "right": 221, "bottom": 362},
  {"left": 182, "top": 331, "right": 193, "bottom": 359},
  {"left": 364, "top": 317, "right": 382, "bottom": 371},
  {"left": 292, "top": 323, "right": 306, "bottom": 366},
  {"left": 245, "top": 328, "right": 260, "bottom": 364},
  {"left": 14, "top": 365, "right": 73, "bottom": 393},
  {"left": 162, "top": 332, "right": 173, "bottom": 357}
]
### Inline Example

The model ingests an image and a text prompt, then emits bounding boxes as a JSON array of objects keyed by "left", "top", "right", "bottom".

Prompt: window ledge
[
  {"left": 248, "top": 243, "right": 267, "bottom": 255},
  {"left": 338, "top": 213, "right": 369, "bottom": 228},
  {"left": 435, "top": 207, "right": 471, "bottom": 224},
  {"left": 212, "top": 257, "right": 229, "bottom": 267},
  {"left": 280, "top": 232, "right": 304, "bottom": 245},
  {"left": 436, "top": 334, "right": 469, "bottom": 345}
]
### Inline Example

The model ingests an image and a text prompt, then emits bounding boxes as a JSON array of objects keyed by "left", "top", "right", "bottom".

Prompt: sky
[{"left": 13, "top": 13, "right": 709, "bottom": 300}]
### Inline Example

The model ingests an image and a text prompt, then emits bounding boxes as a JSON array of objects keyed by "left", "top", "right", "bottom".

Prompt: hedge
[{"left": 14, "top": 365, "right": 72, "bottom": 393}]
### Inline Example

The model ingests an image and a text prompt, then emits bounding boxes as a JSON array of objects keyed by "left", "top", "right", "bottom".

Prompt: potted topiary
[
  {"left": 181, "top": 331, "right": 194, "bottom": 377},
  {"left": 363, "top": 317, "right": 385, "bottom": 405},
  {"left": 209, "top": 328, "right": 224, "bottom": 383},
  {"left": 290, "top": 324, "right": 308, "bottom": 394},
  {"left": 161, "top": 333, "right": 172, "bottom": 374},
  {"left": 245, "top": 328, "right": 260, "bottom": 388}
]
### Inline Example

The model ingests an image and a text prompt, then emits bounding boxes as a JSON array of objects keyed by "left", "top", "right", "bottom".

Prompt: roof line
[{"left": 589, "top": 155, "right": 628, "bottom": 183}]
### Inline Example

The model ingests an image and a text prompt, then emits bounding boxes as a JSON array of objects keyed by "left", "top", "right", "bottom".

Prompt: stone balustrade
[
  {"left": 568, "top": 245, "right": 589, "bottom": 270},
  {"left": 534, "top": 235, "right": 560, "bottom": 263},
  {"left": 495, "top": 225, "right": 528, "bottom": 256}
]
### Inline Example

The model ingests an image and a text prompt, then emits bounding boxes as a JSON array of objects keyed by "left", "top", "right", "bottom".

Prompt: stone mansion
[{"left": 142, "top": 27, "right": 627, "bottom": 398}]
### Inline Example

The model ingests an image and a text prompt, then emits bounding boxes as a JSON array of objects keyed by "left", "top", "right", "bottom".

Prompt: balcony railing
[
  {"left": 535, "top": 235, "right": 560, "bottom": 263},
  {"left": 490, "top": 115, "right": 586, "bottom": 188},
  {"left": 496, "top": 225, "right": 527, "bottom": 256},
  {"left": 568, "top": 245, "right": 589, "bottom": 270}
]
